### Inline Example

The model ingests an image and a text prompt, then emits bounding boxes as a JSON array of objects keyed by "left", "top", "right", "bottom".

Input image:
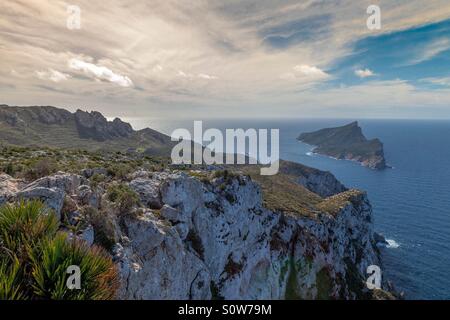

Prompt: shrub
[
  {"left": 24, "top": 158, "right": 58, "bottom": 180},
  {"left": 0, "top": 201, "right": 119, "bottom": 300},
  {"left": 106, "top": 163, "right": 134, "bottom": 180},
  {"left": 90, "top": 173, "right": 107, "bottom": 189},
  {"left": 30, "top": 233, "right": 119, "bottom": 300},
  {"left": 106, "top": 183, "right": 140, "bottom": 213},
  {"left": 84, "top": 206, "right": 117, "bottom": 251},
  {"left": 0, "top": 257, "right": 23, "bottom": 300},
  {"left": 2, "top": 162, "right": 16, "bottom": 176},
  {"left": 0, "top": 200, "right": 58, "bottom": 255}
]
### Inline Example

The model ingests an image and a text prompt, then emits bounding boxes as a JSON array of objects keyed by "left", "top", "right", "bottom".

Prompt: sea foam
[{"left": 386, "top": 239, "right": 400, "bottom": 249}]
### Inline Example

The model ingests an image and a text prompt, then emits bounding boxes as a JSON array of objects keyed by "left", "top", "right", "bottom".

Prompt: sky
[{"left": 1, "top": 0, "right": 450, "bottom": 119}]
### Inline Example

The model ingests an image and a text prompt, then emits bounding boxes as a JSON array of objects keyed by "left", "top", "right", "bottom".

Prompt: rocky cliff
[
  {"left": 117, "top": 172, "right": 380, "bottom": 299},
  {"left": 298, "top": 122, "right": 387, "bottom": 170},
  {"left": 0, "top": 148, "right": 386, "bottom": 299}
]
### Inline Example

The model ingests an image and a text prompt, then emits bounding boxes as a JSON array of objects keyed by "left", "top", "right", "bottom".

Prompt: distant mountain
[
  {"left": 0, "top": 104, "right": 173, "bottom": 156},
  {"left": 297, "top": 121, "right": 387, "bottom": 170}
]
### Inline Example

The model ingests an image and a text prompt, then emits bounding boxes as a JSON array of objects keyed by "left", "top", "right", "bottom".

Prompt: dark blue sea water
[{"left": 125, "top": 117, "right": 450, "bottom": 299}]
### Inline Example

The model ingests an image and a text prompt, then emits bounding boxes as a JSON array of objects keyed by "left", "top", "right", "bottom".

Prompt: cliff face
[
  {"left": 0, "top": 155, "right": 382, "bottom": 299},
  {"left": 298, "top": 122, "right": 387, "bottom": 170},
  {"left": 116, "top": 172, "right": 379, "bottom": 299}
]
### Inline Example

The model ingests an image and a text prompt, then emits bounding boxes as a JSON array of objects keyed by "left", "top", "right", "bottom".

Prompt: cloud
[
  {"left": 280, "top": 65, "right": 329, "bottom": 82},
  {"left": 420, "top": 77, "right": 450, "bottom": 87},
  {"left": 409, "top": 38, "right": 450, "bottom": 65},
  {"left": 177, "top": 71, "right": 218, "bottom": 80},
  {"left": 2, "top": 1, "right": 450, "bottom": 118},
  {"left": 355, "top": 68, "right": 375, "bottom": 78},
  {"left": 152, "top": 65, "right": 163, "bottom": 72},
  {"left": 68, "top": 58, "right": 133, "bottom": 87},
  {"left": 293, "top": 65, "right": 328, "bottom": 77},
  {"left": 35, "top": 69, "right": 71, "bottom": 82},
  {"left": 198, "top": 73, "right": 218, "bottom": 80}
]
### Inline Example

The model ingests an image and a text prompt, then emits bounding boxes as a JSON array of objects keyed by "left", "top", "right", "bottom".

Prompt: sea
[{"left": 123, "top": 117, "right": 450, "bottom": 300}]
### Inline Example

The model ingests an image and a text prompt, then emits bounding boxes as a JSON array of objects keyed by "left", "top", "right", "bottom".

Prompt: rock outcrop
[
  {"left": 74, "top": 110, "right": 133, "bottom": 141},
  {"left": 0, "top": 173, "right": 23, "bottom": 205},
  {"left": 14, "top": 172, "right": 87, "bottom": 220}
]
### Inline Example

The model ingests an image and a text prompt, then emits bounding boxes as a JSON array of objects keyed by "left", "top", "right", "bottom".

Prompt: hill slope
[{"left": 0, "top": 104, "right": 173, "bottom": 156}]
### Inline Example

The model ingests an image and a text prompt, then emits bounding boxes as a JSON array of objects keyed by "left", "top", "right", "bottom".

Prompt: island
[{"left": 297, "top": 121, "right": 387, "bottom": 170}]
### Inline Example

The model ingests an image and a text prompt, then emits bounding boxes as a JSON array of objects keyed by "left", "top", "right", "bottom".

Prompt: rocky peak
[{"left": 74, "top": 109, "right": 133, "bottom": 141}]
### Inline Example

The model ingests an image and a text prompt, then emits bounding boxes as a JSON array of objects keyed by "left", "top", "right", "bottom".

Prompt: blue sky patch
[{"left": 329, "top": 19, "right": 450, "bottom": 88}]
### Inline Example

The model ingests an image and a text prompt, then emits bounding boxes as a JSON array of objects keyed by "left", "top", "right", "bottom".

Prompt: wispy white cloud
[
  {"left": 280, "top": 65, "right": 329, "bottom": 82},
  {"left": 355, "top": 68, "right": 375, "bottom": 78},
  {"left": 408, "top": 38, "right": 450, "bottom": 65},
  {"left": 293, "top": 65, "right": 328, "bottom": 77},
  {"left": 35, "top": 69, "right": 71, "bottom": 82},
  {"left": 177, "top": 70, "right": 218, "bottom": 80},
  {"left": 420, "top": 77, "right": 450, "bottom": 87},
  {"left": 198, "top": 73, "right": 218, "bottom": 80},
  {"left": 68, "top": 58, "right": 133, "bottom": 87}
]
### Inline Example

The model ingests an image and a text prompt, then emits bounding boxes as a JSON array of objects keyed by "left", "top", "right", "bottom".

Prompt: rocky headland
[{"left": 297, "top": 122, "right": 387, "bottom": 170}]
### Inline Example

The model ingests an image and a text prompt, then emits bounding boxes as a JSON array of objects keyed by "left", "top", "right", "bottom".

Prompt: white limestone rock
[
  {"left": 0, "top": 173, "right": 22, "bottom": 205},
  {"left": 76, "top": 184, "right": 100, "bottom": 208},
  {"left": 116, "top": 172, "right": 381, "bottom": 300},
  {"left": 128, "top": 177, "right": 162, "bottom": 209},
  {"left": 24, "top": 172, "right": 85, "bottom": 195},
  {"left": 15, "top": 186, "right": 65, "bottom": 220},
  {"left": 116, "top": 212, "right": 211, "bottom": 300}
]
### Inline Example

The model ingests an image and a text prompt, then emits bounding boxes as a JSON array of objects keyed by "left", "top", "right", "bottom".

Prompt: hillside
[
  {"left": 297, "top": 122, "right": 387, "bottom": 170},
  {"left": 0, "top": 105, "right": 173, "bottom": 156}
]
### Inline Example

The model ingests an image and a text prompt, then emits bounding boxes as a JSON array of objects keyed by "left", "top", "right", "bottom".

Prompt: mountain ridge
[{"left": 0, "top": 104, "right": 174, "bottom": 156}]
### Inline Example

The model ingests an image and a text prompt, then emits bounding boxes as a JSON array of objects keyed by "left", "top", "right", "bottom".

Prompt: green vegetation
[
  {"left": 316, "top": 189, "right": 363, "bottom": 217},
  {"left": 106, "top": 183, "right": 140, "bottom": 213},
  {"left": 83, "top": 206, "right": 117, "bottom": 252},
  {"left": 0, "top": 105, "right": 174, "bottom": 156},
  {"left": 0, "top": 145, "right": 169, "bottom": 182},
  {"left": 240, "top": 165, "right": 322, "bottom": 217},
  {"left": 284, "top": 258, "right": 301, "bottom": 300},
  {"left": 0, "top": 200, "right": 118, "bottom": 300}
]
